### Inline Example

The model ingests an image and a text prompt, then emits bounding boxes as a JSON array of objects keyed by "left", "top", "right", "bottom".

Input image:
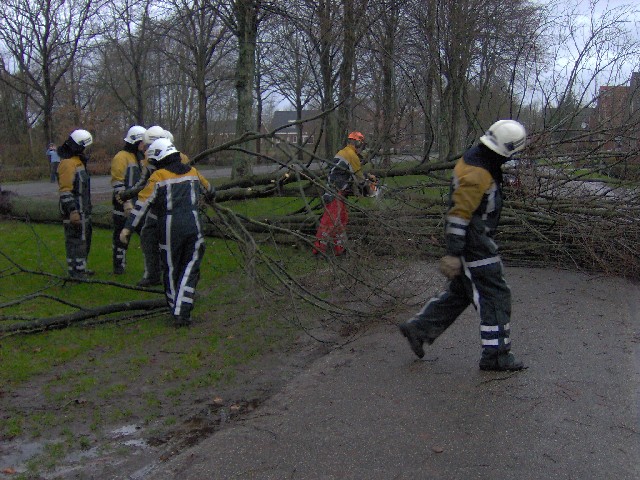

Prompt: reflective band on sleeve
[
  {"left": 446, "top": 226, "right": 467, "bottom": 236},
  {"left": 465, "top": 256, "right": 501, "bottom": 268},
  {"left": 446, "top": 215, "right": 470, "bottom": 226}
]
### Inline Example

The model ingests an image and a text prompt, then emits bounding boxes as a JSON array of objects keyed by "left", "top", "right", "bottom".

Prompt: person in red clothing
[{"left": 313, "top": 131, "right": 375, "bottom": 256}]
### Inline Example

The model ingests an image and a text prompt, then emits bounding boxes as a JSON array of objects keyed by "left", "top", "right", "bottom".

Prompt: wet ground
[
  {"left": 3, "top": 265, "right": 637, "bottom": 479},
  {"left": 142, "top": 267, "right": 640, "bottom": 480}
]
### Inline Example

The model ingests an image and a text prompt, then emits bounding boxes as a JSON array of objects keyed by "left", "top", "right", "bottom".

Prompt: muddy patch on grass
[
  {"left": 0, "top": 260, "right": 424, "bottom": 479},
  {"left": 0, "top": 316, "right": 343, "bottom": 479}
]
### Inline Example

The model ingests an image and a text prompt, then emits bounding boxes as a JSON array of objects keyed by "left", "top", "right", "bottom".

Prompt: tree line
[{"left": 1, "top": 0, "right": 639, "bottom": 178}]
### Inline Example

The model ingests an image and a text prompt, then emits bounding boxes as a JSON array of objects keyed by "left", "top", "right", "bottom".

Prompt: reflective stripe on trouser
[
  {"left": 160, "top": 230, "right": 205, "bottom": 318},
  {"left": 409, "top": 257, "right": 511, "bottom": 352},
  {"left": 112, "top": 212, "right": 128, "bottom": 271},
  {"left": 64, "top": 216, "right": 92, "bottom": 274},
  {"left": 141, "top": 214, "right": 161, "bottom": 281}
]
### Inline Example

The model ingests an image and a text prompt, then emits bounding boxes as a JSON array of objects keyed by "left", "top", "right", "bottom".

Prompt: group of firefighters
[
  {"left": 55, "top": 118, "right": 529, "bottom": 370},
  {"left": 56, "top": 126, "right": 214, "bottom": 327}
]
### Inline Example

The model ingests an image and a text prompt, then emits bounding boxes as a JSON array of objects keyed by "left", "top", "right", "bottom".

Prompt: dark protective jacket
[
  {"left": 111, "top": 144, "right": 143, "bottom": 190},
  {"left": 327, "top": 144, "right": 364, "bottom": 193},
  {"left": 444, "top": 144, "right": 508, "bottom": 265},
  {"left": 119, "top": 152, "right": 190, "bottom": 202},
  {"left": 58, "top": 155, "right": 91, "bottom": 217},
  {"left": 125, "top": 160, "right": 212, "bottom": 233}
]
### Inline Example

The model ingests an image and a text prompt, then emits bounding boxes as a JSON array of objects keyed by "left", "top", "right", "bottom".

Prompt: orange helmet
[{"left": 348, "top": 131, "right": 365, "bottom": 143}]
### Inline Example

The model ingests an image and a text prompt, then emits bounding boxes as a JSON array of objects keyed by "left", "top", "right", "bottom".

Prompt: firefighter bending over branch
[
  {"left": 398, "top": 120, "right": 528, "bottom": 372},
  {"left": 313, "top": 131, "right": 377, "bottom": 256},
  {"left": 119, "top": 138, "right": 214, "bottom": 327}
]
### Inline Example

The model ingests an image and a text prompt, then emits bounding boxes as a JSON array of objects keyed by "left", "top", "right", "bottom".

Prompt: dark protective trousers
[
  {"left": 160, "top": 230, "right": 205, "bottom": 319},
  {"left": 140, "top": 213, "right": 162, "bottom": 282},
  {"left": 64, "top": 214, "right": 92, "bottom": 275},
  {"left": 112, "top": 211, "right": 128, "bottom": 272},
  {"left": 409, "top": 260, "right": 513, "bottom": 354}
]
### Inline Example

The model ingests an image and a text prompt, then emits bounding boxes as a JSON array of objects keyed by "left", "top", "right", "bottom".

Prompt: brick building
[{"left": 594, "top": 72, "right": 640, "bottom": 158}]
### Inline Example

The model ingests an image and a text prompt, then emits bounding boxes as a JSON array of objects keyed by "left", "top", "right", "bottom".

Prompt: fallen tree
[{"left": 2, "top": 126, "right": 639, "bottom": 335}]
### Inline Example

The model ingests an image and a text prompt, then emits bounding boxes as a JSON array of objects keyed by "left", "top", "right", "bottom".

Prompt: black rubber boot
[
  {"left": 398, "top": 322, "right": 425, "bottom": 359},
  {"left": 68, "top": 270, "right": 88, "bottom": 280},
  {"left": 137, "top": 277, "right": 162, "bottom": 287},
  {"left": 479, "top": 351, "right": 526, "bottom": 371},
  {"left": 173, "top": 315, "right": 192, "bottom": 328}
]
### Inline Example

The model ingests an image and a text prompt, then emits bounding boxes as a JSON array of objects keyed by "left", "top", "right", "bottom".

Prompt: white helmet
[
  {"left": 143, "top": 125, "right": 167, "bottom": 146},
  {"left": 163, "top": 130, "right": 174, "bottom": 142},
  {"left": 147, "top": 138, "right": 178, "bottom": 163},
  {"left": 479, "top": 120, "right": 526, "bottom": 158},
  {"left": 124, "top": 125, "right": 146, "bottom": 144},
  {"left": 70, "top": 129, "right": 93, "bottom": 148}
]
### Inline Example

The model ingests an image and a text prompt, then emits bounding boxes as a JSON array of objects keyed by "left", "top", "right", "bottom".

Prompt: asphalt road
[
  {"left": 139, "top": 266, "right": 640, "bottom": 480},
  {"left": 39, "top": 265, "right": 635, "bottom": 480},
  {"left": 1, "top": 164, "right": 284, "bottom": 201}
]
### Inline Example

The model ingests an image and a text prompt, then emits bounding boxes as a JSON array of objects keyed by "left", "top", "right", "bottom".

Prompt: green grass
[
  {"left": 0, "top": 218, "right": 312, "bottom": 445},
  {"left": 226, "top": 196, "right": 309, "bottom": 218}
]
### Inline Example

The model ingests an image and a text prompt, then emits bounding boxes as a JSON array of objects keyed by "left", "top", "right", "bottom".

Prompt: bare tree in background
[
  {"left": 0, "top": 0, "right": 98, "bottom": 145},
  {"left": 365, "top": 0, "right": 403, "bottom": 166},
  {"left": 424, "top": 0, "right": 544, "bottom": 159},
  {"left": 219, "top": 0, "right": 263, "bottom": 178},
  {"left": 163, "top": 0, "right": 233, "bottom": 153},
  {"left": 261, "top": 11, "right": 320, "bottom": 161},
  {"left": 96, "top": 0, "right": 156, "bottom": 126}
]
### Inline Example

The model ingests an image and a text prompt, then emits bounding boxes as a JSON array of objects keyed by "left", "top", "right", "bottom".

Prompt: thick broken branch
[{"left": 0, "top": 298, "right": 167, "bottom": 335}]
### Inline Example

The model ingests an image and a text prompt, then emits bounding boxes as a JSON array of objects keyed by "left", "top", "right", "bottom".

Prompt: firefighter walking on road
[
  {"left": 119, "top": 138, "right": 214, "bottom": 327},
  {"left": 398, "top": 120, "right": 528, "bottom": 371},
  {"left": 57, "top": 129, "right": 94, "bottom": 279},
  {"left": 111, "top": 125, "right": 146, "bottom": 275}
]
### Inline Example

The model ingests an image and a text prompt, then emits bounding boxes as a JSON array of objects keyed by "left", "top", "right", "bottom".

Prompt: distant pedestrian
[
  {"left": 46, "top": 143, "right": 61, "bottom": 183},
  {"left": 398, "top": 120, "right": 528, "bottom": 371},
  {"left": 57, "top": 129, "right": 94, "bottom": 279}
]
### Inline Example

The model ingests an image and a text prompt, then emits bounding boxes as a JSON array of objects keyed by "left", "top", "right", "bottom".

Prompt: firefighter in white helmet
[
  {"left": 119, "top": 138, "right": 214, "bottom": 327},
  {"left": 111, "top": 125, "right": 146, "bottom": 275},
  {"left": 398, "top": 120, "right": 528, "bottom": 371},
  {"left": 117, "top": 126, "right": 190, "bottom": 287},
  {"left": 57, "top": 129, "right": 94, "bottom": 279}
]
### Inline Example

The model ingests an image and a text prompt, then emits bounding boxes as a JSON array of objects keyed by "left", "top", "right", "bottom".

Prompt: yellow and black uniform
[
  {"left": 111, "top": 144, "right": 143, "bottom": 273},
  {"left": 313, "top": 144, "right": 367, "bottom": 255},
  {"left": 125, "top": 154, "right": 212, "bottom": 325},
  {"left": 326, "top": 144, "right": 365, "bottom": 196},
  {"left": 404, "top": 144, "right": 515, "bottom": 361},
  {"left": 119, "top": 152, "right": 191, "bottom": 286},
  {"left": 58, "top": 152, "right": 92, "bottom": 277}
]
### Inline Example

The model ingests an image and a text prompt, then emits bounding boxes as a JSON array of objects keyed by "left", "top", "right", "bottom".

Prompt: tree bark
[{"left": 0, "top": 299, "right": 167, "bottom": 335}]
